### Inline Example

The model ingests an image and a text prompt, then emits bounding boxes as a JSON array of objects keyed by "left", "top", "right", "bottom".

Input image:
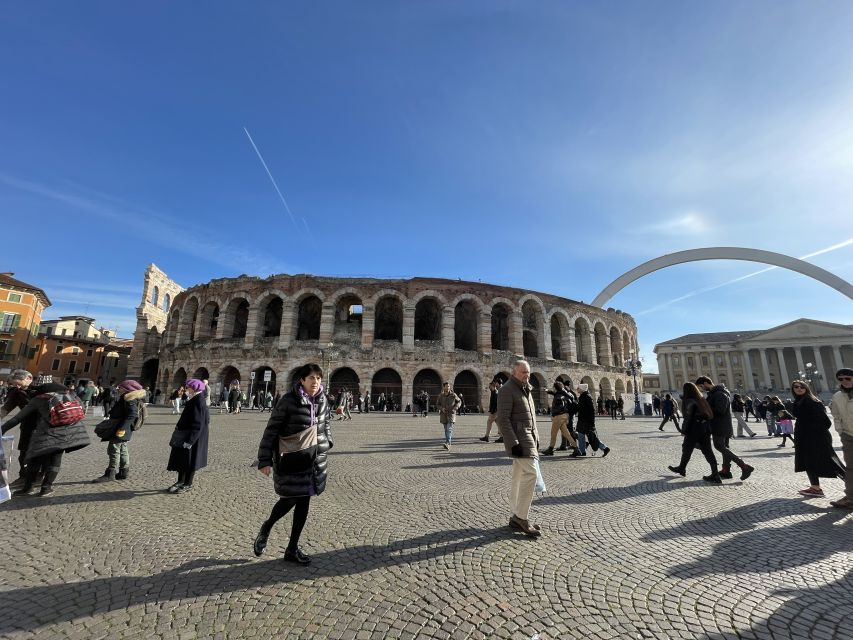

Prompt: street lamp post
[
  {"left": 625, "top": 353, "right": 643, "bottom": 416},
  {"left": 797, "top": 362, "right": 823, "bottom": 394}
]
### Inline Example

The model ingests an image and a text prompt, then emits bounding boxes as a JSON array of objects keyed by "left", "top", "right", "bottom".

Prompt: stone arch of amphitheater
[{"left": 134, "top": 274, "right": 640, "bottom": 410}]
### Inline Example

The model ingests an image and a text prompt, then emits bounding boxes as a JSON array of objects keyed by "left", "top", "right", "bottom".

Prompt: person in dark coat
[
  {"left": 3, "top": 383, "right": 90, "bottom": 497},
  {"left": 668, "top": 382, "right": 721, "bottom": 483},
  {"left": 697, "top": 376, "right": 754, "bottom": 481},
  {"left": 572, "top": 384, "right": 610, "bottom": 458},
  {"left": 92, "top": 379, "right": 146, "bottom": 483},
  {"left": 166, "top": 378, "right": 210, "bottom": 494},
  {"left": 790, "top": 379, "right": 845, "bottom": 498},
  {"left": 254, "top": 363, "right": 332, "bottom": 565}
]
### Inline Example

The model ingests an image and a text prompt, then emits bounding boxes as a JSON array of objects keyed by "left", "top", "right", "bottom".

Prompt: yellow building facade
[{"left": 0, "top": 272, "right": 50, "bottom": 375}]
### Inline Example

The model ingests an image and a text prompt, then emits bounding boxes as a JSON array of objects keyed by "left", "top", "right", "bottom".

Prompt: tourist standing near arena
[
  {"left": 668, "top": 382, "right": 720, "bottom": 483},
  {"left": 92, "top": 379, "right": 146, "bottom": 483},
  {"left": 829, "top": 368, "right": 853, "bottom": 509},
  {"left": 496, "top": 360, "right": 541, "bottom": 537},
  {"left": 435, "top": 382, "right": 461, "bottom": 450},
  {"left": 696, "top": 376, "right": 754, "bottom": 481},
  {"left": 480, "top": 380, "right": 503, "bottom": 442},
  {"left": 254, "top": 363, "right": 333, "bottom": 565},
  {"left": 166, "top": 379, "right": 210, "bottom": 494}
]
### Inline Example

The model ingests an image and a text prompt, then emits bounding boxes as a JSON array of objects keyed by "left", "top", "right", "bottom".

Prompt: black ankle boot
[
  {"left": 284, "top": 547, "right": 311, "bottom": 565},
  {"left": 254, "top": 524, "right": 270, "bottom": 557}
]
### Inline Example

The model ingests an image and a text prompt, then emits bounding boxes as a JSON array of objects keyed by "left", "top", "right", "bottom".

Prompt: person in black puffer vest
[{"left": 254, "top": 363, "right": 333, "bottom": 565}]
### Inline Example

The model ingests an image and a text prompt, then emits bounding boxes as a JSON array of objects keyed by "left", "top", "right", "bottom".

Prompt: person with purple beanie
[{"left": 166, "top": 378, "right": 210, "bottom": 494}]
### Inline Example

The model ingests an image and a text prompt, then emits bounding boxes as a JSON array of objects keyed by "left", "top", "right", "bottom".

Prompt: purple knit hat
[
  {"left": 185, "top": 379, "right": 206, "bottom": 393},
  {"left": 117, "top": 379, "right": 144, "bottom": 394}
]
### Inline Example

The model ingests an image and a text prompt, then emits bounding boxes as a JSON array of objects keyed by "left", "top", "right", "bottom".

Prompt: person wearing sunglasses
[
  {"left": 790, "top": 379, "right": 845, "bottom": 499},
  {"left": 829, "top": 368, "right": 853, "bottom": 509}
]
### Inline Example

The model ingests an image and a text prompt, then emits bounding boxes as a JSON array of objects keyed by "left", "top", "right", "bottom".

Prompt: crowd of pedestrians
[{"left": 2, "top": 362, "right": 851, "bottom": 556}]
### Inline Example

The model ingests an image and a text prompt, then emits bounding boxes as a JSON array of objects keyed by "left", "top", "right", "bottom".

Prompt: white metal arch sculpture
[{"left": 592, "top": 247, "right": 853, "bottom": 308}]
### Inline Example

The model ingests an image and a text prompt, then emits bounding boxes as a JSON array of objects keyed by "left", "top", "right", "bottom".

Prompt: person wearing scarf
[
  {"left": 830, "top": 367, "right": 853, "bottom": 509},
  {"left": 165, "top": 378, "right": 210, "bottom": 494},
  {"left": 254, "top": 363, "right": 333, "bottom": 565}
]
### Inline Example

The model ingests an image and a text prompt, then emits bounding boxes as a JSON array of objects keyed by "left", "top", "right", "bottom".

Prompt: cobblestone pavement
[{"left": 2, "top": 408, "right": 851, "bottom": 640}]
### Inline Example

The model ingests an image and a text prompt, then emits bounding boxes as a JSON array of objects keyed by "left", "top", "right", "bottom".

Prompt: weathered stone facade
[
  {"left": 142, "top": 273, "right": 639, "bottom": 410},
  {"left": 126, "top": 263, "right": 184, "bottom": 386}
]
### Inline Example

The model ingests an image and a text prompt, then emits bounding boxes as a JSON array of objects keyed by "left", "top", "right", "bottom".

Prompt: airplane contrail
[
  {"left": 636, "top": 237, "right": 853, "bottom": 316},
  {"left": 243, "top": 126, "right": 299, "bottom": 229}
]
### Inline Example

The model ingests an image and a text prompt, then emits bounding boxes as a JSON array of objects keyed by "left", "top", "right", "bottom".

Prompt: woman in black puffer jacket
[
  {"left": 3, "top": 383, "right": 90, "bottom": 497},
  {"left": 254, "top": 363, "right": 332, "bottom": 565}
]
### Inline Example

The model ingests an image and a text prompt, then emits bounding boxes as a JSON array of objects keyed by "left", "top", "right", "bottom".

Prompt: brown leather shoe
[
  {"left": 830, "top": 497, "right": 853, "bottom": 510},
  {"left": 509, "top": 515, "right": 542, "bottom": 537}
]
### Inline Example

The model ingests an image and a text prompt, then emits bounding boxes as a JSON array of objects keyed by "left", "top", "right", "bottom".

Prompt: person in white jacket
[{"left": 829, "top": 367, "right": 853, "bottom": 510}]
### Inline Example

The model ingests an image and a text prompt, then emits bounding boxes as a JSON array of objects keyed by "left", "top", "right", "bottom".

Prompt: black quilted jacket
[{"left": 257, "top": 385, "right": 332, "bottom": 497}]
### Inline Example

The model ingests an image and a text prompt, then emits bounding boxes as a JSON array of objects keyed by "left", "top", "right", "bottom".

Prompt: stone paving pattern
[{"left": 1, "top": 408, "right": 851, "bottom": 639}]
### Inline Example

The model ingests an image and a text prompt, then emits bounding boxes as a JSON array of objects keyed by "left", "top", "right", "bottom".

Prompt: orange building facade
[
  {"left": 33, "top": 335, "right": 133, "bottom": 388},
  {"left": 0, "top": 272, "right": 50, "bottom": 375}
]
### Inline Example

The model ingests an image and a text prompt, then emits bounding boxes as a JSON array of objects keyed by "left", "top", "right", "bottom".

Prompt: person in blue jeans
[{"left": 572, "top": 384, "right": 611, "bottom": 458}]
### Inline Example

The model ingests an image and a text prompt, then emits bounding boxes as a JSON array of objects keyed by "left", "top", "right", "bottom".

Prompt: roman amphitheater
[{"left": 128, "top": 265, "right": 640, "bottom": 410}]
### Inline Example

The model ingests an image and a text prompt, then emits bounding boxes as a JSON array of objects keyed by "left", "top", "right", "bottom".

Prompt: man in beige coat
[
  {"left": 496, "top": 360, "right": 541, "bottom": 537},
  {"left": 830, "top": 367, "right": 853, "bottom": 510},
  {"left": 435, "top": 382, "right": 462, "bottom": 450}
]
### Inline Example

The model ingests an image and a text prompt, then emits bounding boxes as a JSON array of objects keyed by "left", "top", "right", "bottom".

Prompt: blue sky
[{"left": 2, "top": 2, "right": 851, "bottom": 372}]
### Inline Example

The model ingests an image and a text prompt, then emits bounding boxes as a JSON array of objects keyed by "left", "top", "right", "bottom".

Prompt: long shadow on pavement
[
  {"left": 1, "top": 489, "right": 166, "bottom": 511},
  {"left": 0, "top": 526, "right": 521, "bottom": 634},
  {"left": 535, "top": 476, "right": 705, "bottom": 506}
]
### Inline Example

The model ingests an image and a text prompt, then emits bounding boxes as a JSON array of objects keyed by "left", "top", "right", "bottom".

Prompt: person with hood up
[
  {"left": 3, "top": 382, "right": 90, "bottom": 497},
  {"left": 829, "top": 368, "right": 853, "bottom": 509},
  {"left": 166, "top": 378, "right": 210, "bottom": 494},
  {"left": 254, "top": 363, "right": 333, "bottom": 565},
  {"left": 92, "top": 379, "right": 146, "bottom": 482}
]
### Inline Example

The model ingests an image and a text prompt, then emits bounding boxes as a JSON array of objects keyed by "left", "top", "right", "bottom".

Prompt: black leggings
[
  {"left": 679, "top": 429, "right": 718, "bottom": 473},
  {"left": 262, "top": 496, "right": 311, "bottom": 551},
  {"left": 177, "top": 470, "right": 196, "bottom": 486}
]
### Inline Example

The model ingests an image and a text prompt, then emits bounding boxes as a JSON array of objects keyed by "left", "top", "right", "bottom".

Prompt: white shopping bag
[
  {"left": 0, "top": 434, "right": 12, "bottom": 504},
  {"left": 90, "top": 406, "right": 105, "bottom": 418},
  {"left": 533, "top": 458, "right": 547, "bottom": 494}
]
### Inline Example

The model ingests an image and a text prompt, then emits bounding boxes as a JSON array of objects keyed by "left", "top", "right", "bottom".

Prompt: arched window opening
[
  {"left": 374, "top": 296, "right": 403, "bottom": 342},
  {"left": 415, "top": 298, "right": 442, "bottom": 341},
  {"left": 263, "top": 297, "right": 283, "bottom": 338},
  {"left": 454, "top": 300, "right": 478, "bottom": 351},
  {"left": 297, "top": 296, "right": 322, "bottom": 340},
  {"left": 491, "top": 304, "right": 509, "bottom": 351}
]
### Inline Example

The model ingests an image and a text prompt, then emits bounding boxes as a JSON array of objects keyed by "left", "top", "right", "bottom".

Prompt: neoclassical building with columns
[
  {"left": 128, "top": 268, "right": 640, "bottom": 410},
  {"left": 654, "top": 318, "right": 853, "bottom": 399}
]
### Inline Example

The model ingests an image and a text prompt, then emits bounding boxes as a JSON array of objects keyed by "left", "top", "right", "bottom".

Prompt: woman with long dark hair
[
  {"left": 254, "top": 363, "right": 332, "bottom": 565},
  {"left": 790, "top": 379, "right": 845, "bottom": 498},
  {"left": 668, "top": 382, "right": 721, "bottom": 483}
]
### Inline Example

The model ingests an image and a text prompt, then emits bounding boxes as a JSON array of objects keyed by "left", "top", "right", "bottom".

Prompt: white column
[
  {"left": 795, "top": 347, "right": 805, "bottom": 377},
  {"left": 813, "top": 346, "right": 829, "bottom": 390},
  {"left": 742, "top": 350, "right": 755, "bottom": 391},
  {"left": 709, "top": 351, "right": 719, "bottom": 381},
  {"left": 832, "top": 345, "right": 844, "bottom": 372},
  {"left": 680, "top": 352, "right": 689, "bottom": 385},
  {"left": 725, "top": 351, "right": 735, "bottom": 389},
  {"left": 775, "top": 348, "right": 790, "bottom": 389},
  {"left": 759, "top": 349, "right": 773, "bottom": 388},
  {"left": 658, "top": 354, "right": 669, "bottom": 391}
]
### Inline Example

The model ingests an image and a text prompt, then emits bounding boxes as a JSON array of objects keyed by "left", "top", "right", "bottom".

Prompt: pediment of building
[{"left": 742, "top": 318, "right": 853, "bottom": 344}]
